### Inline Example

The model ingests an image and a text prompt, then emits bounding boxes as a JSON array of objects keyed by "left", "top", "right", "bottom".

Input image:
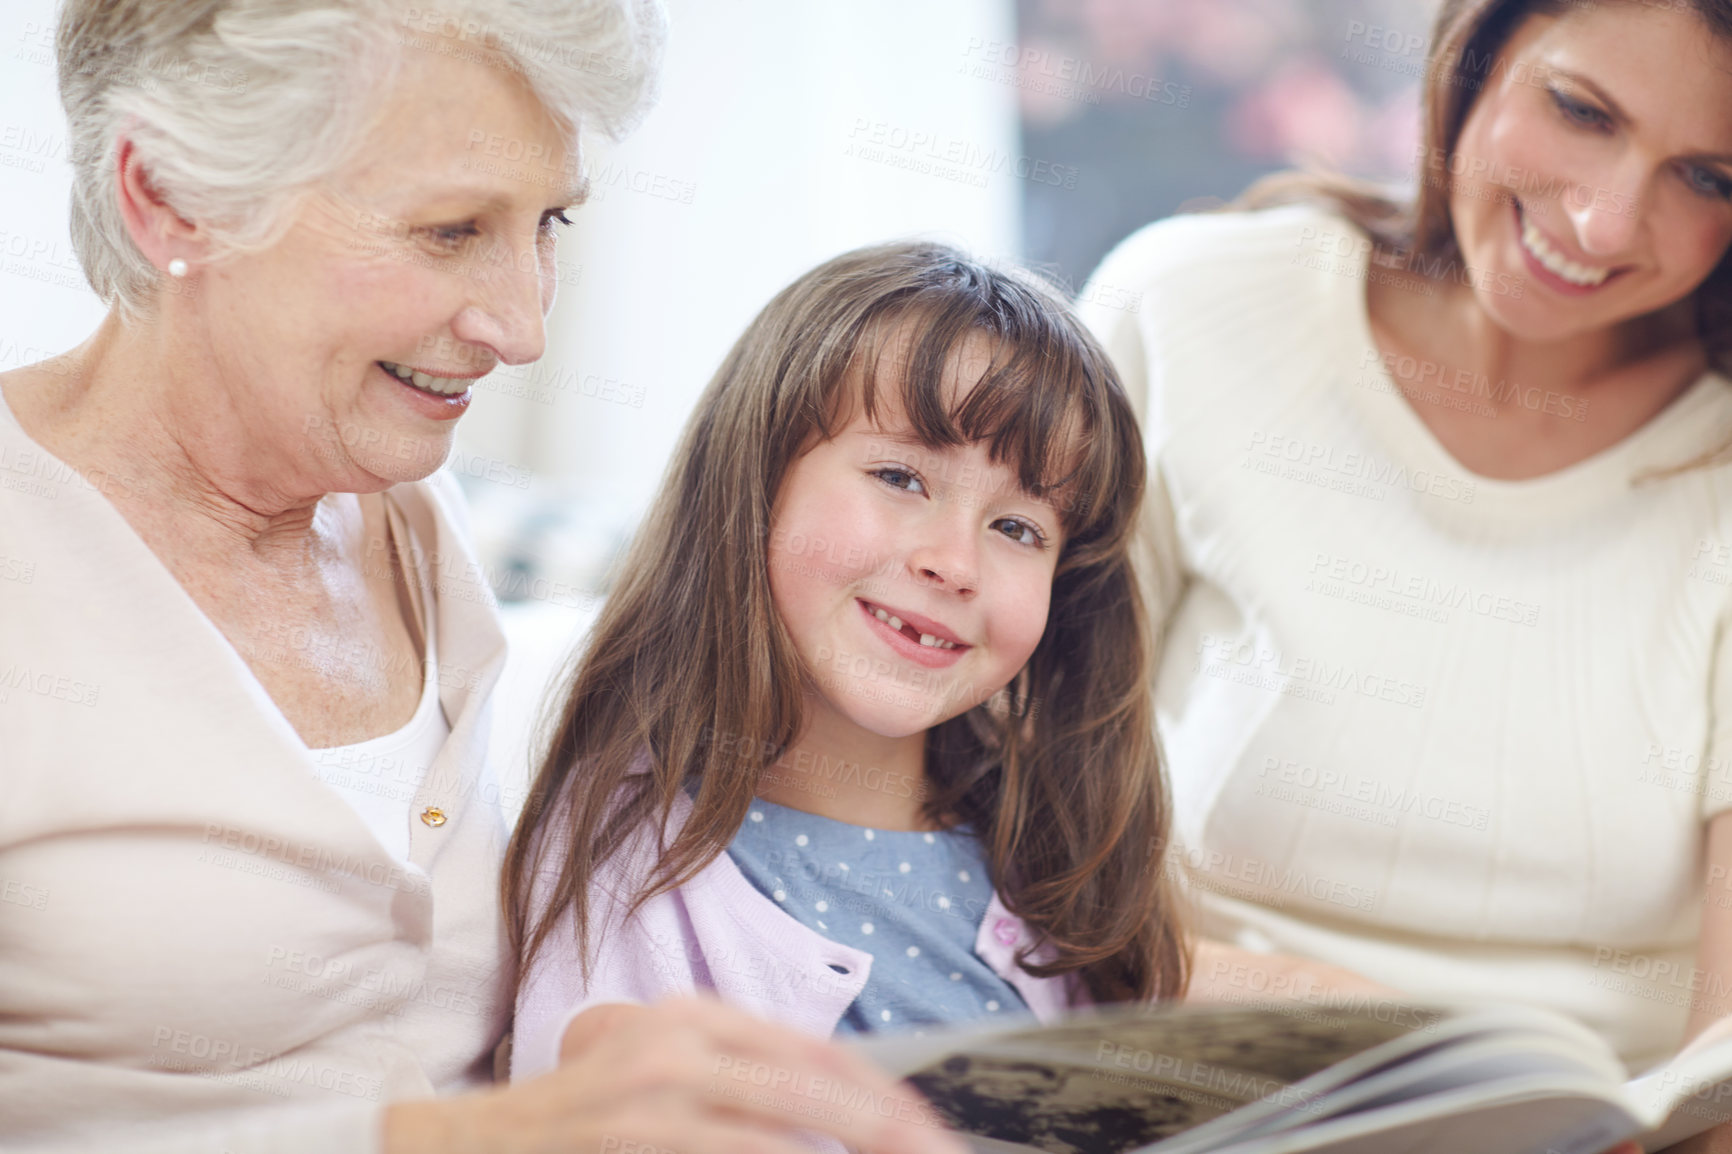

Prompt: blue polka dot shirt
[{"left": 726, "top": 797, "right": 1028, "bottom": 1036}]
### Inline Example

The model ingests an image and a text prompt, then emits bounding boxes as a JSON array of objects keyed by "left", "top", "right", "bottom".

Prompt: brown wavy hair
[
  {"left": 502, "top": 241, "right": 1188, "bottom": 1006},
  {"left": 1239, "top": 0, "right": 1732, "bottom": 380}
]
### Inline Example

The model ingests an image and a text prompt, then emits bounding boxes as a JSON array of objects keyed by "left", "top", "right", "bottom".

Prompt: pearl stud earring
[{"left": 167, "top": 258, "right": 187, "bottom": 278}]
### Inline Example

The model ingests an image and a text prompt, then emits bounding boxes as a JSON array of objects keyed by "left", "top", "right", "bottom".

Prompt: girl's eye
[
  {"left": 871, "top": 466, "right": 925, "bottom": 495},
  {"left": 992, "top": 517, "right": 1048, "bottom": 548},
  {"left": 540, "top": 208, "right": 575, "bottom": 233},
  {"left": 1682, "top": 164, "right": 1732, "bottom": 201},
  {"left": 1549, "top": 88, "right": 1609, "bottom": 131}
]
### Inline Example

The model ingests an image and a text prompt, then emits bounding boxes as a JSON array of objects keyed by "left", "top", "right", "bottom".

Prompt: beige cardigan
[{"left": 0, "top": 393, "right": 513, "bottom": 1152}]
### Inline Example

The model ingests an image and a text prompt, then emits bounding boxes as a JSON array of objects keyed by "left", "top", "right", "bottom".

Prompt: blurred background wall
[{"left": 0, "top": 0, "right": 1434, "bottom": 801}]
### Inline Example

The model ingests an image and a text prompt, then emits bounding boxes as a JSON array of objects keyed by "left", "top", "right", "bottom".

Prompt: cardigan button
[{"left": 419, "top": 807, "right": 448, "bottom": 828}]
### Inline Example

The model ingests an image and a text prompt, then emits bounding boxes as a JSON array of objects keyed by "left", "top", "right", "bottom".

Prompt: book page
[
  {"left": 1624, "top": 1022, "right": 1732, "bottom": 1149},
  {"left": 1200, "top": 1086, "right": 1636, "bottom": 1154}
]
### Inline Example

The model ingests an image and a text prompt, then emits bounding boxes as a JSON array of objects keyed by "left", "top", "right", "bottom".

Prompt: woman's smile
[
  {"left": 372, "top": 359, "right": 475, "bottom": 419},
  {"left": 1512, "top": 199, "right": 1621, "bottom": 294},
  {"left": 377, "top": 359, "right": 477, "bottom": 397}
]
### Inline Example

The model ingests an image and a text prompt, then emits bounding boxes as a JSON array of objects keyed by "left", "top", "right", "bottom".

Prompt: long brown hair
[
  {"left": 1239, "top": 0, "right": 1732, "bottom": 378},
  {"left": 502, "top": 241, "right": 1188, "bottom": 1005}
]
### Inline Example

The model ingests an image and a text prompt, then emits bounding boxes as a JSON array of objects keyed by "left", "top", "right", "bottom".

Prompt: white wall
[
  {"left": 520, "top": 0, "right": 1021, "bottom": 516},
  {"left": 0, "top": 13, "right": 108, "bottom": 367}
]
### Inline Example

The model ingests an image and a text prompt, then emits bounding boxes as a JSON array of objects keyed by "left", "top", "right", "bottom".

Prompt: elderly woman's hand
[{"left": 384, "top": 996, "right": 969, "bottom": 1154}]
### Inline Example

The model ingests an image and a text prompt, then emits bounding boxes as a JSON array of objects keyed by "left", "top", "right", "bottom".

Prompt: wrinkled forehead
[{"left": 342, "top": 31, "right": 579, "bottom": 199}]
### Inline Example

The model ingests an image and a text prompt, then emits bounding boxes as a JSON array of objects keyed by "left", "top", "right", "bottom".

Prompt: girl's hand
[
  {"left": 1187, "top": 938, "right": 1398, "bottom": 1003},
  {"left": 386, "top": 994, "right": 969, "bottom": 1154}
]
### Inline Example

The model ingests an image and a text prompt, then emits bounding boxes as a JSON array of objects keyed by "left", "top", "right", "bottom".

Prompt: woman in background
[
  {"left": 0, "top": 3, "right": 961, "bottom": 1153},
  {"left": 1083, "top": 0, "right": 1732, "bottom": 1135}
]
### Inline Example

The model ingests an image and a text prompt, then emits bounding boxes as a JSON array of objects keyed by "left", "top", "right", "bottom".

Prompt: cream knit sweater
[{"left": 1082, "top": 203, "right": 1732, "bottom": 1070}]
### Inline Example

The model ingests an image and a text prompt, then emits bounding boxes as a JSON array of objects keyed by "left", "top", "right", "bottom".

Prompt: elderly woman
[{"left": 0, "top": 3, "right": 962, "bottom": 1153}]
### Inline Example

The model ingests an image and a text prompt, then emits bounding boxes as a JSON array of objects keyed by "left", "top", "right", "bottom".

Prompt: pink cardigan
[{"left": 511, "top": 789, "right": 1086, "bottom": 1081}]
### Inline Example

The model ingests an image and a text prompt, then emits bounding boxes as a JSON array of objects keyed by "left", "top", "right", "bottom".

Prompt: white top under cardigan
[
  {"left": 308, "top": 514, "right": 452, "bottom": 864},
  {"left": 1080, "top": 203, "right": 1732, "bottom": 1071},
  {"left": 309, "top": 667, "right": 451, "bottom": 862},
  {"left": 0, "top": 390, "right": 513, "bottom": 1152}
]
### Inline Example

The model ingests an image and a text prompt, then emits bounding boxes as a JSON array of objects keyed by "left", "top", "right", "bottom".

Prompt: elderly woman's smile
[{"left": 376, "top": 358, "right": 476, "bottom": 399}]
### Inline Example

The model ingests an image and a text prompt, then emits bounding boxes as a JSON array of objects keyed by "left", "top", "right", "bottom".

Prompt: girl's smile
[{"left": 857, "top": 597, "right": 969, "bottom": 668}]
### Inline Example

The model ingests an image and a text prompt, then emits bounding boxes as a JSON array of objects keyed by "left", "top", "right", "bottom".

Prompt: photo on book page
[{"left": 897, "top": 1003, "right": 1443, "bottom": 1154}]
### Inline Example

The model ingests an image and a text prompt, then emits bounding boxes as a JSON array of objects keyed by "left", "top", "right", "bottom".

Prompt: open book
[{"left": 851, "top": 999, "right": 1732, "bottom": 1154}]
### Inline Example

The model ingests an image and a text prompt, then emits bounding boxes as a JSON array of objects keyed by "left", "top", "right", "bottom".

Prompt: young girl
[{"left": 503, "top": 241, "right": 1188, "bottom": 1083}]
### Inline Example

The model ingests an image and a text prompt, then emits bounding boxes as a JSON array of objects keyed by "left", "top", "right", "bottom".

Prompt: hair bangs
[{"left": 832, "top": 292, "right": 1127, "bottom": 541}]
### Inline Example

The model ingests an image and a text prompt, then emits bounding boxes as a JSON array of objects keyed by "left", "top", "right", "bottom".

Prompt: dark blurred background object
[{"left": 1015, "top": 0, "right": 1434, "bottom": 289}]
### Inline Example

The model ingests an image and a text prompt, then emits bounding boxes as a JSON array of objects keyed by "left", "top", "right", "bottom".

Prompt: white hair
[{"left": 56, "top": 0, "right": 667, "bottom": 319}]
